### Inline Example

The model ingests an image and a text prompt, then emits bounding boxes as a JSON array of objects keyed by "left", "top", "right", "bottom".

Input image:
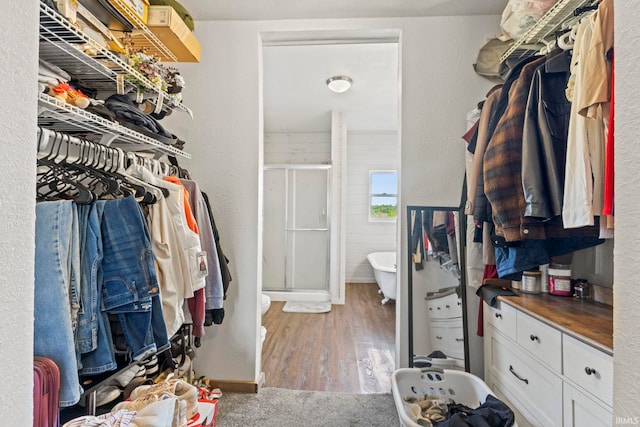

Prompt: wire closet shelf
[
  {"left": 39, "top": 2, "right": 188, "bottom": 113},
  {"left": 38, "top": 93, "right": 191, "bottom": 159},
  {"left": 500, "top": 0, "right": 597, "bottom": 64}
]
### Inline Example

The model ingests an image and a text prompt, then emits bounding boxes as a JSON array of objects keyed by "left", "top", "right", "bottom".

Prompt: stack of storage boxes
[{"left": 146, "top": 5, "right": 201, "bottom": 62}]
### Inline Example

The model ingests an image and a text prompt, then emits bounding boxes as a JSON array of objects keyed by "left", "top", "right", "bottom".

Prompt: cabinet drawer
[
  {"left": 563, "top": 382, "right": 612, "bottom": 427},
  {"left": 427, "top": 292, "right": 462, "bottom": 319},
  {"left": 489, "top": 331, "right": 563, "bottom": 427},
  {"left": 485, "top": 372, "right": 536, "bottom": 427},
  {"left": 516, "top": 311, "right": 562, "bottom": 373},
  {"left": 485, "top": 301, "right": 517, "bottom": 340},
  {"left": 430, "top": 319, "right": 465, "bottom": 360},
  {"left": 563, "top": 334, "right": 613, "bottom": 406}
]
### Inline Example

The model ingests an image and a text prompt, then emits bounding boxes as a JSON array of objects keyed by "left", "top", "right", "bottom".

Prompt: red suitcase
[{"left": 33, "top": 357, "right": 60, "bottom": 427}]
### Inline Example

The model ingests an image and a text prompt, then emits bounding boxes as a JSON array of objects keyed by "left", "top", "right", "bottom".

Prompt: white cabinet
[
  {"left": 484, "top": 307, "right": 562, "bottom": 427},
  {"left": 515, "top": 310, "right": 562, "bottom": 374},
  {"left": 483, "top": 300, "right": 613, "bottom": 427},
  {"left": 485, "top": 300, "right": 517, "bottom": 339},
  {"left": 430, "top": 318, "right": 464, "bottom": 360},
  {"left": 562, "top": 334, "right": 613, "bottom": 407},
  {"left": 427, "top": 291, "right": 464, "bottom": 363},
  {"left": 563, "top": 382, "right": 613, "bottom": 427},
  {"left": 427, "top": 292, "right": 463, "bottom": 319}
]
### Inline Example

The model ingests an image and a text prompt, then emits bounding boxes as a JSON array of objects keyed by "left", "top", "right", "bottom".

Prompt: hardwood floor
[{"left": 261, "top": 283, "right": 396, "bottom": 393}]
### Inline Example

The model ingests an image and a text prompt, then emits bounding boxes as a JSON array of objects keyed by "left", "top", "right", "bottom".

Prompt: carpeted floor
[{"left": 215, "top": 387, "right": 400, "bottom": 426}]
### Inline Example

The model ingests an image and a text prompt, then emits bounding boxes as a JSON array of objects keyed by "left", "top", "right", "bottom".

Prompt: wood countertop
[{"left": 497, "top": 292, "right": 613, "bottom": 355}]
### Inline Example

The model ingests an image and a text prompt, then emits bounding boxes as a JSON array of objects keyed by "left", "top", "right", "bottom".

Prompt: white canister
[
  {"left": 511, "top": 280, "right": 521, "bottom": 290},
  {"left": 522, "top": 270, "right": 541, "bottom": 294}
]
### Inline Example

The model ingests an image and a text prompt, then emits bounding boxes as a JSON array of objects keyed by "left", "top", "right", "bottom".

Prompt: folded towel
[{"left": 476, "top": 284, "right": 517, "bottom": 308}]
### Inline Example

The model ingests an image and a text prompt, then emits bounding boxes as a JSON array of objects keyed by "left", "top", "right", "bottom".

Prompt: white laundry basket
[
  {"left": 391, "top": 367, "right": 518, "bottom": 427},
  {"left": 413, "top": 355, "right": 464, "bottom": 371}
]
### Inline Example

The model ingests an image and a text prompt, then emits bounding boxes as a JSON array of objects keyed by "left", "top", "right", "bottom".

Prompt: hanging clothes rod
[{"left": 36, "top": 127, "right": 179, "bottom": 177}]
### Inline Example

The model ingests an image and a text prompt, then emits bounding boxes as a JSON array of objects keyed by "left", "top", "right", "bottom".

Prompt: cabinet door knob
[
  {"left": 495, "top": 313, "right": 502, "bottom": 319},
  {"left": 445, "top": 305, "right": 450, "bottom": 308},
  {"left": 437, "top": 307, "right": 441, "bottom": 310},
  {"left": 585, "top": 367, "right": 597, "bottom": 376},
  {"left": 457, "top": 302, "right": 462, "bottom": 306},
  {"left": 455, "top": 338, "right": 464, "bottom": 342},
  {"left": 530, "top": 334, "right": 539, "bottom": 342},
  {"left": 436, "top": 336, "right": 443, "bottom": 340},
  {"left": 509, "top": 365, "right": 529, "bottom": 384}
]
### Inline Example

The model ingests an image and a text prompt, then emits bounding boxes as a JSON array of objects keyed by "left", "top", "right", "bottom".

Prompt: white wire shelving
[
  {"left": 39, "top": 2, "right": 187, "bottom": 113},
  {"left": 38, "top": 93, "right": 191, "bottom": 159},
  {"left": 108, "top": 0, "right": 178, "bottom": 62},
  {"left": 500, "top": 0, "right": 597, "bottom": 64}
]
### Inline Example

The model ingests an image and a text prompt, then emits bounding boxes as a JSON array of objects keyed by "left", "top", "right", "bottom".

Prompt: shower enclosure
[{"left": 262, "top": 164, "right": 331, "bottom": 298}]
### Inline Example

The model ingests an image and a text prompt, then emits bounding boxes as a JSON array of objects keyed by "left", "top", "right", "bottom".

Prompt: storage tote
[{"left": 391, "top": 367, "right": 518, "bottom": 427}]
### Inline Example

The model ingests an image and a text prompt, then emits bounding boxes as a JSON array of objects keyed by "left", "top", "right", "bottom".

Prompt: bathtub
[{"left": 367, "top": 252, "right": 397, "bottom": 304}]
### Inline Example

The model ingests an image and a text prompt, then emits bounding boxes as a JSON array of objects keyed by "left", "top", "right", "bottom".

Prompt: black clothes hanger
[
  {"left": 59, "top": 135, "right": 120, "bottom": 199},
  {"left": 36, "top": 129, "right": 96, "bottom": 204},
  {"left": 574, "top": 4, "right": 599, "bottom": 16},
  {"left": 167, "top": 155, "right": 191, "bottom": 180},
  {"left": 37, "top": 159, "right": 96, "bottom": 204}
]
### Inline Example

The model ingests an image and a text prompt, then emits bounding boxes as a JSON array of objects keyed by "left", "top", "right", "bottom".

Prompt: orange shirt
[{"left": 164, "top": 175, "right": 199, "bottom": 234}]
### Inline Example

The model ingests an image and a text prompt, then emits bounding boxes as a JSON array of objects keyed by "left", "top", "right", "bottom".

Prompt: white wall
[
  {"left": 0, "top": 2, "right": 38, "bottom": 424},
  {"left": 164, "top": 14, "right": 499, "bottom": 382},
  {"left": 346, "top": 131, "right": 398, "bottom": 283},
  {"left": 264, "top": 131, "right": 330, "bottom": 164},
  {"left": 613, "top": 0, "right": 640, "bottom": 421}
]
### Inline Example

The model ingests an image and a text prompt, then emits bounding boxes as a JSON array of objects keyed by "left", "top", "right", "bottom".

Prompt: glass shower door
[{"left": 263, "top": 165, "right": 330, "bottom": 292}]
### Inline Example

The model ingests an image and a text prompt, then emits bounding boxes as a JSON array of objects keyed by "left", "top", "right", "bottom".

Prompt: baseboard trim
[{"left": 202, "top": 379, "right": 260, "bottom": 393}]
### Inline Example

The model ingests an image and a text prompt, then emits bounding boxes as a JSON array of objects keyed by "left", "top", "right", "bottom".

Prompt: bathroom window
[{"left": 369, "top": 170, "right": 398, "bottom": 221}]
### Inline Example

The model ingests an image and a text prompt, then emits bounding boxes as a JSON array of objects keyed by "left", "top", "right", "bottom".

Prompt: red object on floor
[
  {"left": 188, "top": 400, "right": 218, "bottom": 427},
  {"left": 34, "top": 357, "right": 60, "bottom": 427}
]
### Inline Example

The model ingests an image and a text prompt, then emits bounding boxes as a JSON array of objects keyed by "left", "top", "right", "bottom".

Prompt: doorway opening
[{"left": 259, "top": 30, "right": 401, "bottom": 392}]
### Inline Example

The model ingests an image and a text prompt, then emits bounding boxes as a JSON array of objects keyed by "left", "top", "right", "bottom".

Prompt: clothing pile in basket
[
  {"left": 405, "top": 394, "right": 514, "bottom": 427},
  {"left": 463, "top": 0, "right": 614, "bottom": 281},
  {"left": 33, "top": 165, "right": 231, "bottom": 408}
]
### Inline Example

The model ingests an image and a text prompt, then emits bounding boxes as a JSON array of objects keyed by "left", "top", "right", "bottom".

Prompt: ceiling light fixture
[{"left": 326, "top": 76, "right": 353, "bottom": 93}]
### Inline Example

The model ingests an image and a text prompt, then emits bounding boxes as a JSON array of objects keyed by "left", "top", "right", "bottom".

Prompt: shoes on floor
[
  {"left": 130, "top": 378, "right": 198, "bottom": 419},
  {"left": 143, "top": 355, "right": 160, "bottom": 376},
  {"left": 113, "top": 364, "right": 146, "bottom": 388},
  {"left": 77, "top": 385, "right": 121, "bottom": 407},
  {"left": 123, "top": 376, "right": 154, "bottom": 400}
]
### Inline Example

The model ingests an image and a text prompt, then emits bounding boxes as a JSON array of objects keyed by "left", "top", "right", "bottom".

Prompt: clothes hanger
[
  {"left": 538, "top": 39, "right": 556, "bottom": 55},
  {"left": 36, "top": 129, "right": 65, "bottom": 198},
  {"left": 118, "top": 149, "right": 170, "bottom": 201},
  {"left": 38, "top": 155, "right": 96, "bottom": 204},
  {"left": 574, "top": 4, "right": 599, "bottom": 16},
  {"left": 36, "top": 130, "right": 97, "bottom": 204},
  {"left": 58, "top": 134, "right": 119, "bottom": 198}
]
